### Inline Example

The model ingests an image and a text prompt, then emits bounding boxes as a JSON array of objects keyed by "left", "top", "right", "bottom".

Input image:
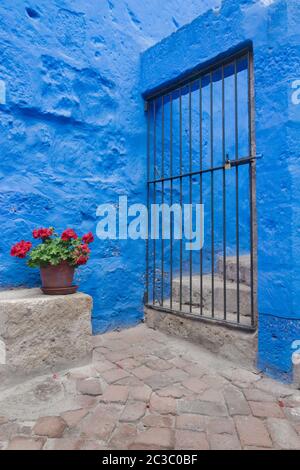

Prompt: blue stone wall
[
  {"left": 0, "top": 0, "right": 218, "bottom": 333},
  {"left": 141, "top": 0, "right": 300, "bottom": 381}
]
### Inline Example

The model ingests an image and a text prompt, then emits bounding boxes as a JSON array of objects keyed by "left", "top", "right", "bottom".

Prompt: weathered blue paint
[
  {"left": 0, "top": 0, "right": 220, "bottom": 333},
  {"left": 141, "top": 0, "right": 300, "bottom": 381}
]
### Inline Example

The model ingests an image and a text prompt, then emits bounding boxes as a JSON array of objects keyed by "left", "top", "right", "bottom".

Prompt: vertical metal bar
[
  {"left": 153, "top": 99, "right": 156, "bottom": 305},
  {"left": 248, "top": 50, "right": 257, "bottom": 327},
  {"left": 199, "top": 78, "right": 203, "bottom": 316},
  {"left": 222, "top": 66, "right": 227, "bottom": 321},
  {"left": 189, "top": 84, "right": 193, "bottom": 312},
  {"left": 170, "top": 94, "right": 173, "bottom": 310},
  {"left": 146, "top": 100, "right": 150, "bottom": 304},
  {"left": 161, "top": 96, "right": 164, "bottom": 306},
  {"left": 179, "top": 89, "right": 183, "bottom": 310},
  {"left": 234, "top": 60, "right": 240, "bottom": 323},
  {"left": 210, "top": 72, "right": 214, "bottom": 318}
]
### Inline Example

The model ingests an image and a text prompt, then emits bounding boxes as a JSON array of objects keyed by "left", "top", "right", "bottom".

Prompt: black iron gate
[{"left": 145, "top": 47, "right": 257, "bottom": 330}]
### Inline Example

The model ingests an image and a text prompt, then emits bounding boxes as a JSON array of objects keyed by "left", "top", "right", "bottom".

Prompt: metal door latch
[{"left": 225, "top": 159, "right": 232, "bottom": 170}]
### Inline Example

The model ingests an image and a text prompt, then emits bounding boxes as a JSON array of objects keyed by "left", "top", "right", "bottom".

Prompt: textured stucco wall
[
  {"left": 141, "top": 0, "right": 300, "bottom": 381},
  {"left": 0, "top": 0, "right": 219, "bottom": 333}
]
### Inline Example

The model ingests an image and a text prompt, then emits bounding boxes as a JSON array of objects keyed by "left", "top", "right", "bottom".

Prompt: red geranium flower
[
  {"left": 61, "top": 228, "right": 78, "bottom": 241},
  {"left": 10, "top": 240, "right": 32, "bottom": 258},
  {"left": 32, "top": 227, "right": 53, "bottom": 240},
  {"left": 76, "top": 255, "right": 88, "bottom": 265},
  {"left": 80, "top": 244, "right": 90, "bottom": 254},
  {"left": 82, "top": 232, "right": 94, "bottom": 244}
]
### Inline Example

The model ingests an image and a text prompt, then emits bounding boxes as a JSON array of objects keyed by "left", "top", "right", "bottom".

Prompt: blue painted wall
[
  {"left": 1, "top": 0, "right": 299, "bottom": 381},
  {"left": 141, "top": 0, "right": 300, "bottom": 381},
  {"left": 0, "top": 0, "right": 220, "bottom": 333}
]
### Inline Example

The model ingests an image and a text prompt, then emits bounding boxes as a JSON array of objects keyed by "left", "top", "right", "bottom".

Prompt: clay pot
[{"left": 40, "top": 262, "right": 75, "bottom": 292}]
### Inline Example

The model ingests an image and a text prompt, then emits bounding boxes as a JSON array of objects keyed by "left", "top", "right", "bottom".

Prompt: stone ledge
[
  {"left": 144, "top": 306, "right": 257, "bottom": 369},
  {"left": 0, "top": 288, "right": 92, "bottom": 387}
]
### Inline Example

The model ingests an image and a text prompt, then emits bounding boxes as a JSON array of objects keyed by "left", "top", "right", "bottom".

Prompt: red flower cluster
[
  {"left": 76, "top": 255, "right": 88, "bottom": 265},
  {"left": 10, "top": 240, "right": 32, "bottom": 259},
  {"left": 82, "top": 232, "right": 94, "bottom": 244},
  {"left": 61, "top": 228, "right": 78, "bottom": 241},
  {"left": 74, "top": 243, "right": 91, "bottom": 265},
  {"left": 32, "top": 227, "right": 53, "bottom": 240}
]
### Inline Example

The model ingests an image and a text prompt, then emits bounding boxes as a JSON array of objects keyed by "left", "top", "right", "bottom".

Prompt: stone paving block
[
  {"left": 101, "top": 368, "right": 130, "bottom": 384},
  {"left": 243, "top": 388, "right": 276, "bottom": 403},
  {"left": 33, "top": 416, "right": 67, "bottom": 438},
  {"left": 267, "top": 418, "right": 300, "bottom": 449},
  {"left": 182, "top": 378, "right": 209, "bottom": 394},
  {"left": 183, "top": 363, "right": 207, "bottom": 378},
  {"left": 44, "top": 438, "right": 81, "bottom": 450},
  {"left": 105, "top": 351, "right": 134, "bottom": 363},
  {"left": 129, "top": 385, "right": 152, "bottom": 402},
  {"left": 144, "top": 373, "right": 177, "bottom": 390},
  {"left": 145, "top": 357, "right": 173, "bottom": 371},
  {"left": 222, "top": 368, "right": 261, "bottom": 384},
  {"left": 7, "top": 437, "right": 45, "bottom": 450},
  {"left": 249, "top": 401, "right": 284, "bottom": 418},
  {"left": 78, "top": 440, "right": 108, "bottom": 450},
  {"left": 132, "top": 366, "right": 155, "bottom": 380},
  {"left": 120, "top": 402, "right": 147, "bottom": 423},
  {"left": 150, "top": 393, "right": 176, "bottom": 415},
  {"left": 157, "top": 386, "right": 187, "bottom": 399},
  {"left": 109, "top": 423, "right": 137, "bottom": 450},
  {"left": 61, "top": 409, "right": 89, "bottom": 427},
  {"left": 199, "top": 389, "right": 224, "bottom": 403},
  {"left": 208, "top": 433, "right": 241, "bottom": 450},
  {"left": 100, "top": 385, "right": 129, "bottom": 404},
  {"left": 115, "top": 376, "right": 144, "bottom": 387},
  {"left": 178, "top": 399, "right": 228, "bottom": 417},
  {"left": 235, "top": 416, "right": 272, "bottom": 448},
  {"left": 134, "top": 427, "right": 174, "bottom": 449},
  {"left": 116, "top": 358, "right": 141, "bottom": 370},
  {"left": 76, "top": 378, "right": 103, "bottom": 396},
  {"left": 80, "top": 409, "right": 116, "bottom": 440},
  {"left": 175, "top": 430, "right": 209, "bottom": 450},
  {"left": 223, "top": 385, "right": 251, "bottom": 416},
  {"left": 206, "top": 417, "right": 235, "bottom": 435},
  {"left": 143, "top": 414, "right": 174, "bottom": 428},
  {"left": 175, "top": 414, "right": 206, "bottom": 431},
  {"left": 93, "top": 359, "right": 116, "bottom": 374}
]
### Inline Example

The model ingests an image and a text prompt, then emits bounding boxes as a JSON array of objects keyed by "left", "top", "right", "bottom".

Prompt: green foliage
[{"left": 27, "top": 238, "right": 82, "bottom": 268}]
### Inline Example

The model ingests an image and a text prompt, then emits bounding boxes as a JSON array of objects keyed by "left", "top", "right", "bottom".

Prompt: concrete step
[
  {"left": 172, "top": 274, "right": 251, "bottom": 317},
  {"left": 217, "top": 254, "right": 251, "bottom": 286}
]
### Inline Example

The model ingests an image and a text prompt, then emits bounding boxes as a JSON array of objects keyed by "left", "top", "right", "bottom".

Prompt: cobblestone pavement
[{"left": 0, "top": 324, "right": 300, "bottom": 450}]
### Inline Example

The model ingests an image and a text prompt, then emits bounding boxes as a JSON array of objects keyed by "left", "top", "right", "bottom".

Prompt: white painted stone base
[
  {"left": 0, "top": 288, "right": 92, "bottom": 386},
  {"left": 144, "top": 306, "right": 257, "bottom": 369}
]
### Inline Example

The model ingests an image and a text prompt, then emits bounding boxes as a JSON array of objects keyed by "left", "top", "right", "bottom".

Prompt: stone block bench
[{"left": 0, "top": 288, "right": 92, "bottom": 386}]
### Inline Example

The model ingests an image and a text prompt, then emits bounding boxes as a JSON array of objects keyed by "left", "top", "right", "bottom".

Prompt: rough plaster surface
[
  {"left": 141, "top": 0, "right": 300, "bottom": 380},
  {"left": 0, "top": 288, "right": 92, "bottom": 386},
  {"left": 0, "top": 0, "right": 220, "bottom": 334}
]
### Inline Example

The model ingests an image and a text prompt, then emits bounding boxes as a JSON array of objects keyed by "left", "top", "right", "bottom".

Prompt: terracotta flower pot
[{"left": 40, "top": 262, "right": 77, "bottom": 295}]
